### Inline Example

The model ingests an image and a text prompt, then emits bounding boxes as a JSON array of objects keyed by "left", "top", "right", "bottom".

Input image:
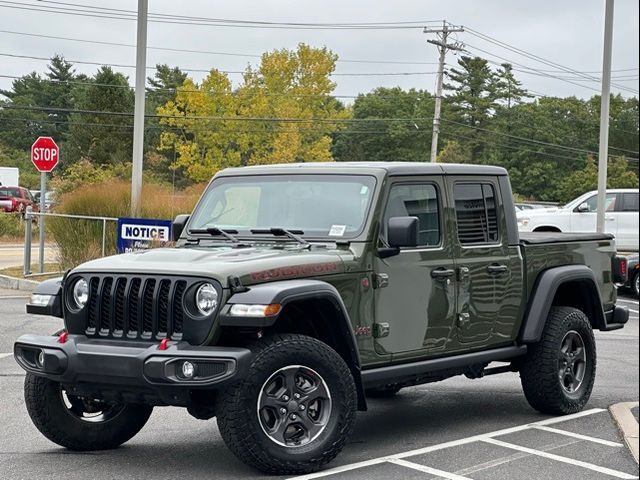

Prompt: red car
[{"left": 0, "top": 186, "right": 39, "bottom": 216}]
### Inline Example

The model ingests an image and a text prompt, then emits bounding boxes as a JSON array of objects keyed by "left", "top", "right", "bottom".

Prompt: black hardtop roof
[{"left": 218, "top": 162, "right": 508, "bottom": 177}]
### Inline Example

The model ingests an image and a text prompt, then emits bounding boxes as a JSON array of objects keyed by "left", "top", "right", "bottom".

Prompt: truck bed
[{"left": 519, "top": 231, "right": 617, "bottom": 313}]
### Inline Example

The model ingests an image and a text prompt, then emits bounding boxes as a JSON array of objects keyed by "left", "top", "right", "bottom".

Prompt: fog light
[
  {"left": 36, "top": 350, "right": 45, "bottom": 368},
  {"left": 181, "top": 361, "right": 195, "bottom": 379}
]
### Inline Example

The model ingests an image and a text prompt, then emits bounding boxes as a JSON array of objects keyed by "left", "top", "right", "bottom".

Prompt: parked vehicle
[
  {"left": 15, "top": 163, "right": 629, "bottom": 475},
  {"left": 0, "top": 186, "right": 38, "bottom": 216},
  {"left": 517, "top": 188, "right": 639, "bottom": 251},
  {"left": 0, "top": 167, "right": 19, "bottom": 187},
  {"left": 623, "top": 254, "right": 639, "bottom": 296},
  {"left": 515, "top": 202, "right": 549, "bottom": 211},
  {"left": 31, "top": 190, "right": 57, "bottom": 211}
]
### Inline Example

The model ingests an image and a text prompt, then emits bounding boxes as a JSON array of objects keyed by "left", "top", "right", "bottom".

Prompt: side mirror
[
  {"left": 172, "top": 214, "right": 190, "bottom": 241},
  {"left": 577, "top": 203, "right": 590, "bottom": 213},
  {"left": 379, "top": 217, "right": 419, "bottom": 258}
]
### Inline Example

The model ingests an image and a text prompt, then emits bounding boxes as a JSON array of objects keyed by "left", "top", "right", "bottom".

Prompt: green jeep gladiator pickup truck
[{"left": 15, "top": 162, "right": 630, "bottom": 475}]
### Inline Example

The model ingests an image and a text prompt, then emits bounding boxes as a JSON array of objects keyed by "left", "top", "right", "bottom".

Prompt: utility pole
[
  {"left": 596, "top": 0, "right": 614, "bottom": 233},
  {"left": 424, "top": 21, "right": 464, "bottom": 163},
  {"left": 131, "top": 0, "right": 148, "bottom": 216}
]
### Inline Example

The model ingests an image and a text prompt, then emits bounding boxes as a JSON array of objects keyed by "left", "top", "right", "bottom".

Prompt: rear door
[
  {"left": 447, "top": 176, "right": 523, "bottom": 347},
  {"left": 615, "top": 191, "right": 639, "bottom": 251},
  {"left": 373, "top": 176, "right": 457, "bottom": 360}
]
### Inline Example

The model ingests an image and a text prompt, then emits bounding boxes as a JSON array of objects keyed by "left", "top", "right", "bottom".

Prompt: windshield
[{"left": 188, "top": 174, "right": 377, "bottom": 239}]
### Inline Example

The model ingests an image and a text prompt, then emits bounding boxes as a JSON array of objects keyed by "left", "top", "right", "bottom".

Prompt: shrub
[
  {"left": 48, "top": 180, "right": 202, "bottom": 269},
  {"left": 0, "top": 213, "right": 25, "bottom": 239}
]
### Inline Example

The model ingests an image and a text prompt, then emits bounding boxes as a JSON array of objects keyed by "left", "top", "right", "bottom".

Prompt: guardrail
[{"left": 23, "top": 206, "right": 118, "bottom": 277}]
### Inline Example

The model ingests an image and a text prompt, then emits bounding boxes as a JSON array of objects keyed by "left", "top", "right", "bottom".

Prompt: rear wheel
[
  {"left": 519, "top": 307, "right": 596, "bottom": 415},
  {"left": 24, "top": 373, "right": 153, "bottom": 450},
  {"left": 632, "top": 271, "right": 639, "bottom": 297},
  {"left": 217, "top": 334, "right": 357, "bottom": 475}
]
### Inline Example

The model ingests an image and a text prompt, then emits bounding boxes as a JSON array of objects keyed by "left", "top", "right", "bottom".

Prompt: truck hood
[{"left": 72, "top": 245, "right": 349, "bottom": 286}]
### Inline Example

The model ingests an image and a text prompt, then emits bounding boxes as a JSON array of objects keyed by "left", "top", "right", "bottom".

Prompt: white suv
[{"left": 517, "top": 188, "right": 639, "bottom": 251}]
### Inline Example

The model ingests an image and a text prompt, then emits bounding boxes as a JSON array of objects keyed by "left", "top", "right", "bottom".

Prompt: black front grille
[{"left": 83, "top": 275, "right": 189, "bottom": 340}]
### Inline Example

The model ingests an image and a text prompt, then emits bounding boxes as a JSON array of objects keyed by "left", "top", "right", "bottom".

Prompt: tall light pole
[
  {"left": 596, "top": 0, "right": 614, "bottom": 233},
  {"left": 424, "top": 21, "right": 464, "bottom": 163},
  {"left": 131, "top": 0, "right": 148, "bottom": 216}
]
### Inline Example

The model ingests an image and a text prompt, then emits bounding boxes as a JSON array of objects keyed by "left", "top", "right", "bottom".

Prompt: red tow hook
[
  {"left": 57, "top": 331, "right": 69, "bottom": 344},
  {"left": 158, "top": 338, "right": 169, "bottom": 350}
]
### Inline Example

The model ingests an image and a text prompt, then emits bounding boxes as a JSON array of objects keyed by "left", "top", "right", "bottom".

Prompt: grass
[{"left": 0, "top": 262, "right": 63, "bottom": 280}]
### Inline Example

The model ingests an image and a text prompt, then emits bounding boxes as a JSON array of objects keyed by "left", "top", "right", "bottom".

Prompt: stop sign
[{"left": 31, "top": 137, "right": 60, "bottom": 173}]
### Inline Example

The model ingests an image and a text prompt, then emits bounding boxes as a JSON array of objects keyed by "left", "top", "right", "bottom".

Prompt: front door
[
  {"left": 448, "top": 177, "right": 523, "bottom": 347},
  {"left": 570, "top": 192, "right": 618, "bottom": 235},
  {"left": 373, "top": 177, "right": 457, "bottom": 360}
]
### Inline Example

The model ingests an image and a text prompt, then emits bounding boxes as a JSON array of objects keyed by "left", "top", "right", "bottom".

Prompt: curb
[
  {"left": 610, "top": 401, "right": 639, "bottom": 464},
  {"left": 0, "top": 274, "right": 39, "bottom": 292}
]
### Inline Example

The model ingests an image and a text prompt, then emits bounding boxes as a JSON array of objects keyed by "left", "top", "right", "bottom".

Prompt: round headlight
[
  {"left": 72, "top": 278, "right": 89, "bottom": 309},
  {"left": 195, "top": 283, "right": 218, "bottom": 316}
]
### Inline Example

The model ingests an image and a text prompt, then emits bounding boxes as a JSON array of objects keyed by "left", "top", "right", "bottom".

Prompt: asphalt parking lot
[{"left": 0, "top": 289, "right": 637, "bottom": 480}]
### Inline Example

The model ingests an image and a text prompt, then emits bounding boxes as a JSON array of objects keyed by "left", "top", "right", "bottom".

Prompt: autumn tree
[{"left": 158, "top": 44, "right": 348, "bottom": 182}]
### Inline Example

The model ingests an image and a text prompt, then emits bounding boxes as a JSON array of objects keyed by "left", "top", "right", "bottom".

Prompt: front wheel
[
  {"left": 24, "top": 373, "right": 153, "bottom": 450},
  {"left": 217, "top": 334, "right": 357, "bottom": 475},
  {"left": 519, "top": 307, "right": 596, "bottom": 415}
]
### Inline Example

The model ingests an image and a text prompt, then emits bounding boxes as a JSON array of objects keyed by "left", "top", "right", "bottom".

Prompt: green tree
[
  {"left": 557, "top": 156, "right": 639, "bottom": 202},
  {"left": 332, "top": 87, "right": 433, "bottom": 162},
  {"left": 442, "top": 56, "right": 498, "bottom": 162},
  {"left": 66, "top": 67, "right": 135, "bottom": 166}
]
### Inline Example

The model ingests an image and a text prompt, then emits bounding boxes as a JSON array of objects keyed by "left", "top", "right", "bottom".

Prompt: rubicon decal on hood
[{"left": 250, "top": 262, "right": 340, "bottom": 281}]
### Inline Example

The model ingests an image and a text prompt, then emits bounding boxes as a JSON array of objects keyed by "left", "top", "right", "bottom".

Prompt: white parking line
[
  {"left": 388, "top": 459, "right": 473, "bottom": 479},
  {"left": 482, "top": 438, "right": 638, "bottom": 479},
  {"left": 530, "top": 425, "right": 624, "bottom": 447},
  {"left": 288, "top": 408, "right": 607, "bottom": 479},
  {"left": 0, "top": 295, "right": 29, "bottom": 300},
  {"left": 0, "top": 353, "right": 12, "bottom": 359}
]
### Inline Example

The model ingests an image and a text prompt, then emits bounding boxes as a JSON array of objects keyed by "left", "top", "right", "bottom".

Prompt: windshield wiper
[
  {"left": 188, "top": 227, "right": 244, "bottom": 244},
  {"left": 250, "top": 227, "right": 309, "bottom": 246}
]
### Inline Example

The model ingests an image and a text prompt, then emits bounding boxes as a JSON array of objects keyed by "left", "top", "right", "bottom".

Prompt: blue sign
[{"left": 117, "top": 217, "right": 173, "bottom": 254}]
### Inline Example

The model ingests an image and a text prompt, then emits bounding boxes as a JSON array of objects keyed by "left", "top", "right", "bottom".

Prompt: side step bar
[{"left": 361, "top": 345, "right": 527, "bottom": 389}]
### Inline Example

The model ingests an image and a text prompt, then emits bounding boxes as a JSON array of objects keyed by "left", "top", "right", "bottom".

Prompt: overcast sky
[{"left": 1, "top": 0, "right": 638, "bottom": 101}]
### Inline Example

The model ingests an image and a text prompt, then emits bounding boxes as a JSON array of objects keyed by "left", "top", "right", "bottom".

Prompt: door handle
[
  {"left": 605, "top": 217, "right": 615, "bottom": 222},
  {"left": 431, "top": 268, "right": 455, "bottom": 279},
  {"left": 487, "top": 264, "right": 508, "bottom": 275}
]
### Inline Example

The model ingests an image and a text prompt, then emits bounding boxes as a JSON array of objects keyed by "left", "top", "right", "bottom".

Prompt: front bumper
[{"left": 14, "top": 334, "right": 251, "bottom": 404}]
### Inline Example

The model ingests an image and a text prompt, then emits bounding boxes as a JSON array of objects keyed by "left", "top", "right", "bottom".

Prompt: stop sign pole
[{"left": 31, "top": 136, "right": 59, "bottom": 274}]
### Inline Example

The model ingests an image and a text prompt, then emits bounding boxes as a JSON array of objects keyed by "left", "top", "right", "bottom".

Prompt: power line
[
  {"left": 0, "top": 52, "right": 438, "bottom": 77},
  {"left": 463, "top": 27, "right": 639, "bottom": 95},
  {"left": 0, "top": 1, "right": 438, "bottom": 30},
  {"left": 0, "top": 29, "right": 438, "bottom": 66},
  {"left": 4, "top": 104, "right": 637, "bottom": 160},
  {"left": 440, "top": 118, "right": 639, "bottom": 160}
]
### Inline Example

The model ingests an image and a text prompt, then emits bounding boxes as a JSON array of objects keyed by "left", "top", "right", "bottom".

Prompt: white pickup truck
[{"left": 517, "top": 188, "right": 639, "bottom": 251}]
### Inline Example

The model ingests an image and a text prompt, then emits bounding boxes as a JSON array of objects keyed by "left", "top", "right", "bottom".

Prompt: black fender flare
[
  {"left": 25, "top": 276, "right": 63, "bottom": 318},
  {"left": 219, "top": 279, "right": 366, "bottom": 410},
  {"left": 519, "top": 265, "right": 605, "bottom": 343}
]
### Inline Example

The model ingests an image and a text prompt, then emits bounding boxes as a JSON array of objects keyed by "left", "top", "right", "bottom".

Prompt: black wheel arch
[
  {"left": 219, "top": 279, "right": 367, "bottom": 410},
  {"left": 520, "top": 265, "right": 606, "bottom": 343}
]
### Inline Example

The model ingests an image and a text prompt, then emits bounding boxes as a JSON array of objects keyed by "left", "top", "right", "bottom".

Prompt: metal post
[
  {"left": 425, "top": 22, "right": 464, "bottom": 163},
  {"left": 38, "top": 171, "right": 46, "bottom": 273},
  {"left": 24, "top": 206, "right": 32, "bottom": 276},
  {"left": 430, "top": 40, "right": 447, "bottom": 163},
  {"left": 101, "top": 218, "right": 107, "bottom": 256},
  {"left": 596, "top": 0, "right": 615, "bottom": 233},
  {"left": 131, "top": 0, "right": 148, "bottom": 216}
]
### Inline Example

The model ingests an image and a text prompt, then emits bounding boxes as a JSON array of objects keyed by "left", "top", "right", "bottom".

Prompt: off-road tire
[
  {"left": 217, "top": 334, "right": 357, "bottom": 475},
  {"left": 24, "top": 373, "right": 153, "bottom": 450},
  {"left": 519, "top": 307, "right": 596, "bottom": 415},
  {"left": 366, "top": 385, "right": 402, "bottom": 398}
]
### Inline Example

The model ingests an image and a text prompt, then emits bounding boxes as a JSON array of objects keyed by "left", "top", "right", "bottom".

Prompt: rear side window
[
  {"left": 619, "top": 193, "right": 639, "bottom": 212},
  {"left": 454, "top": 183, "right": 499, "bottom": 245}
]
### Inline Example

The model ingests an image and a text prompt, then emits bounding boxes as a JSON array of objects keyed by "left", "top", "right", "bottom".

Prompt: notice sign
[{"left": 117, "top": 217, "right": 172, "bottom": 253}]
